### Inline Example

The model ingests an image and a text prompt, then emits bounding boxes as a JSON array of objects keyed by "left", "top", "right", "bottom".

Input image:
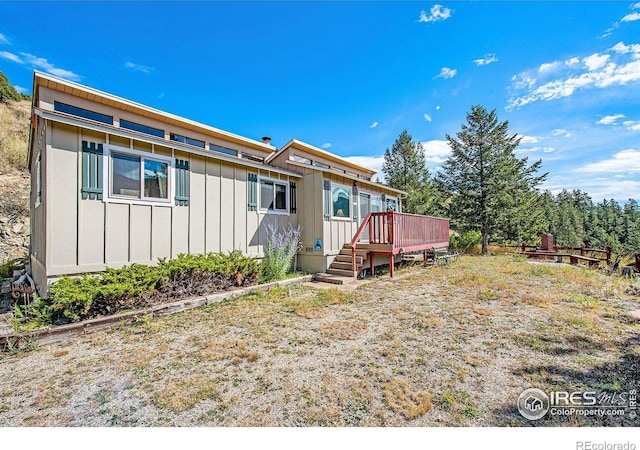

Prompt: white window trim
[
  {"left": 331, "top": 183, "right": 352, "bottom": 221},
  {"left": 258, "top": 175, "right": 289, "bottom": 215},
  {"left": 103, "top": 144, "right": 174, "bottom": 206}
]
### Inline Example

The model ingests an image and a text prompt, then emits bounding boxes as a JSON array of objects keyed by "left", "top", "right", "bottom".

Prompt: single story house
[{"left": 27, "top": 71, "right": 449, "bottom": 296}]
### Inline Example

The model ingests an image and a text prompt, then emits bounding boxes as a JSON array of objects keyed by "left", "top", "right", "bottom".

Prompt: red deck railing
[{"left": 350, "top": 212, "right": 450, "bottom": 273}]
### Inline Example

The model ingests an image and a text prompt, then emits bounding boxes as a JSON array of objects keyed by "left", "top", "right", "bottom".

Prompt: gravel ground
[{"left": 0, "top": 255, "right": 638, "bottom": 427}]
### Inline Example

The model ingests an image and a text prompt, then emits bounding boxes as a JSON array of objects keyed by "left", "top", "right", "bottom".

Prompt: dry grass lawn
[{"left": 1, "top": 255, "right": 639, "bottom": 427}]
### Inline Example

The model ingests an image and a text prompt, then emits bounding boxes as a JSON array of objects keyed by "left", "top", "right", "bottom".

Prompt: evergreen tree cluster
[{"left": 381, "top": 105, "right": 640, "bottom": 256}]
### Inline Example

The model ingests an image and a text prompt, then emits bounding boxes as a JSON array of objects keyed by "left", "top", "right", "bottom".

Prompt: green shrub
[
  {"left": 16, "top": 251, "right": 260, "bottom": 328},
  {"left": 450, "top": 230, "right": 482, "bottom": 253},
  {"left": 0, "top": 72, "right": 21, "bottom": 104},
  {"left": 0, "top": 257, "right": 21, "bottom": 279}
]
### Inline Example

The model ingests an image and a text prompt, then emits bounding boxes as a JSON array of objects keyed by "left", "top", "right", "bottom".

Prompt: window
[
  {"left": 54, "top": 101, "right": 113, "bottom": 125},
  {"left": 106, "top": 146, "right": 172, "bottom": 204},
  {"left": 332, "top": 186, "right": 350, "bottom": 218},
  {"left": 290, "top": 154, "right": 311, "bottom": 164},
  {"left": 170, "top": 132, "right": 205, "bottom": 148},
  {"left": 259, "top": 178, "right": 288, "bottom": 213},
  {"left": 209, "top": 144, "right": 238, "bottom": 157},
  {"left": 120, "top": 119, "right": 164, "bottom": 138},
  {"left": 314, "top": 161, "right": 330, "bottom": 169},
  {"left": 371, "top": 195, "right": 382, "bottom": 212},
  {"left": 386, "top": 198, "right": 397, "bottom": 211},
  {"left": 242, "top": 153, "right": 265, "bottom": 163}
]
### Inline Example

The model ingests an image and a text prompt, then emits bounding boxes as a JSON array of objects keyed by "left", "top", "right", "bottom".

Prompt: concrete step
[
  {"left": 314, "top": 273, "right": 349, "bottom": 285},
  {"left": 330, "top": 261, "right": 356, "bottom": 271},
  {"left": 335, "top": 254, "right": 363, "bottom": 264},
  {"left": 327, "top": 268, "right": 357, "bottom": 277}
]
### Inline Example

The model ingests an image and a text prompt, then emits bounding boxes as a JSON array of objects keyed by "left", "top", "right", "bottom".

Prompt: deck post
[
  {"left": 352, "top": 246, "right": 357, "bottom": 273},
  {"left": 370, "top": 252, "right": 375, "bottom": 276},
  {"left": 389, "top": 253, "right": 394, "bottom": 277}
]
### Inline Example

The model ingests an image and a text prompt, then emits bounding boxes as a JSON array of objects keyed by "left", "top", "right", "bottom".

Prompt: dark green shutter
[
  {"left": 81, "top": 141, "right": 103, "bottom": 200},
  {"left": 323, "top": 180, "right": 331, "bottom": 221},
  {"left": 175, "top": 159, "right": 190, "bottom": 206},
  {"left": 289, "top": 181, "right": 297, "bottom": 214},
  {"left": 248, "top": 173, "right": 258, "bottom": 211}
]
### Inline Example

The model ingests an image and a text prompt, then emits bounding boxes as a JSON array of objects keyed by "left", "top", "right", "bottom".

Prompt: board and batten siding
[{"left": 40, "top": 122, "right": 298, "bottom": 284}]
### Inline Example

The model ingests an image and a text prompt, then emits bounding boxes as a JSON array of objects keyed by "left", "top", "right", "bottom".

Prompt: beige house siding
[{"left": 32, "top": 120, "right": 299, "bottom": 294}]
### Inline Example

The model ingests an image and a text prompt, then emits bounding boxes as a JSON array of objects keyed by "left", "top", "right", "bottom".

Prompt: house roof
[
  {"left": 269, "top": 139, "right": 377, "bottom": 176},
  {"left": 31, "top": 71, "right": 275, "bottom": 153}
]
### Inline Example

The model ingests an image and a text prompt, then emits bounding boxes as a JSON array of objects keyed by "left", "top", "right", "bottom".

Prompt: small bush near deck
[
  {"left": 16, "top": 251, "right": 260, "bottom": 327},
  {"left": 450, "top": 230, "right": 482, "bottom": 253}
]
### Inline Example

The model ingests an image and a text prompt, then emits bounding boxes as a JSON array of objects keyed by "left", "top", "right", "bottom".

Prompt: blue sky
[{"left": 1, "top": 1, "right": 639, "bottom": 201}]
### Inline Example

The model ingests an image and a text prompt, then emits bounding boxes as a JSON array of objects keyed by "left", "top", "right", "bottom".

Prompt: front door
[{"left": 359, "top": 193, "right": 370, "bottom": 242}]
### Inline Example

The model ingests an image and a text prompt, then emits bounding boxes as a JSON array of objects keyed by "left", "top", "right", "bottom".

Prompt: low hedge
[{"left": 16, "top": 251, "right": 260, "bottom": 327}]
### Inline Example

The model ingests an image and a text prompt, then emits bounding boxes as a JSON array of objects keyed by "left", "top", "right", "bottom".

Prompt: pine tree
[
  {"left": 382, "top": 129, "right": 432, "bottom": 214},
  {"left": 438, "top": 105, "right": 546, "bottom": 253}
]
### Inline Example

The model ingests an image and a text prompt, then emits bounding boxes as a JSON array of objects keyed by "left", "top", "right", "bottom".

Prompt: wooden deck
[{"left": 341, "top": 212, "right": 450, "bottom": 277}]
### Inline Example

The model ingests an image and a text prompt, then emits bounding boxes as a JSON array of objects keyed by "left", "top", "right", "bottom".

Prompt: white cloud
[
  {"left": 621, "top": 12, "right": 640, "bottom": 22},
  {"left": 507, "top": 42, "right": 640, "bottom": 110},
  {"left": 0, "top": 33, "right": 8, "bottom": 45},
  {"left": 435, "top": 67, "right": 457, "bottom": 79},
  {"left": 473, "top": 53, "right": 498, "bottom": 66},
  {"left": 420, "top": 140, "right": 452, "bottom": 169},
  {"left": 565, "top": 57, "right": 580, "bottom": 66},
  {"left": 597, "top": 114, "right": 625, "bottom": 125},
  {"left": 418, "top": 4, "right": 452, "bottom": 24},
  {"left": 583, "top": 53, "right": 610, "bottom": 71},
  {"left": 14, "top": 85, "right": 28, "bottom": 94},
  {"left": 622, "top": 120, "right": 640, "bottom": 131},
  {"left": 552, "top": 128, "right": 572, "bottom": 138},
  {"left": 435, "top": 105, "right": 441, "bottom": 110},
  {"left": 369, "top": 121, "right": 378, "bottom": 129},
  {"left": 519, "top": 135, "right": 540, "bottom": 144},
  {"left": 19, "top": 53, "right": 80, "bottom": 81},
  {"left": 321, "top": 142, "right": 332, "bottom": 149},
  {"left": 424, "top": 113, "right": 432, "bottom": 122},
  {"left": 632, "top": 2, "right": 640, "bottom": 9},
  {"left": 539, "top": 61, "right": 561, "bottom": 73},
  {"left": 575, "top": 149, "right": 640, "bottom": 173},
  {"left": 611, "top": 41, "right": 640, "bottom": 56},
  {"left": 516, "top": 146, "right": 555, "bottom": 154},
  {"left": 125, "top": 61, "right": 153, "bottom": 74},
  {"left": 343, "top": 155, "right": 384, "bottom": 175},
  {"left": 0, "top": 51, "right": 22, "bottom": 63}
]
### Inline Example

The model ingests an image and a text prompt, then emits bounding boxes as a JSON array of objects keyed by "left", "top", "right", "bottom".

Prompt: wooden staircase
[{"left": 326, "top": 244, "right": 368, "bottom": 277}]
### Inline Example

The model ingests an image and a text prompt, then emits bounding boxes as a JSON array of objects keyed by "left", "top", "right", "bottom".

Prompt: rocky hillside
[{"left": 0, "top": 99, "right": 31, "bottom": 263}]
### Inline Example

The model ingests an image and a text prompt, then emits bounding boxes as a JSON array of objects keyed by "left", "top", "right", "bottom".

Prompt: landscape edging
[{"left": 0, "top": 274, "right": 313, "bottom": 348}]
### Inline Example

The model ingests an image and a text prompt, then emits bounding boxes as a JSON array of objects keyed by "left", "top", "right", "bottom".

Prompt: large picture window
[
  {"left": 260, "top": 178, "right": 288, "bottom": 213},
  {"left": 106, "top": 146, "right": 172, "bottom": 204},
  {"left": 332, "top": 186, "right": 350, "bottom": 218}
]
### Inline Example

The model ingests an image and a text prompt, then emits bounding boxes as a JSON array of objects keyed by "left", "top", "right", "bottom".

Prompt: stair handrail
[{"left": 350, "top": 212, "right": 373, "bottom": 273}]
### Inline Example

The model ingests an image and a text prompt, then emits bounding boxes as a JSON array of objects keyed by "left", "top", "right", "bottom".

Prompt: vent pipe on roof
[{"left": 261, "top": 136, "right": 272, "bottom": 145}]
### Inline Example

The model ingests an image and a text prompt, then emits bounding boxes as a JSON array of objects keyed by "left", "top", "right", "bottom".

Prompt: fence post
[
  {"left": 521, "top": 242, "right": 525, "bottom": 253},
  {"left": 605, "top": 246, "right": 611, "bottom": 265}
]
